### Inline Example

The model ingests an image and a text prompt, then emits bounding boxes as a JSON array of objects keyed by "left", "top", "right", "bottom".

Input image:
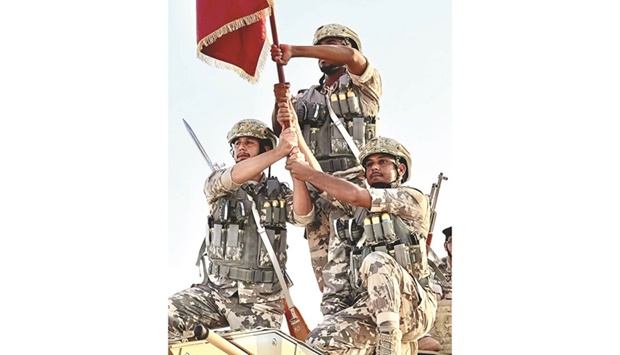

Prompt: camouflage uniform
[
  {"left": 306, "top": 186, "right": 438, "bottom": 354},
  {"left": 435, "top": 256, "right": 452, "bottom": 300},
  {"left": 293, "top": 24, "right": 382, "bottom": 292},
  {"left": 169, "top": 121, "right": 313, "bottom": 337}
]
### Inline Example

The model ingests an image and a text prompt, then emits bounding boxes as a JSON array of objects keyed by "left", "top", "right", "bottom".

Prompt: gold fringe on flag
[{"left": 196, "top": 6, "right": 273, "bottom": 84}]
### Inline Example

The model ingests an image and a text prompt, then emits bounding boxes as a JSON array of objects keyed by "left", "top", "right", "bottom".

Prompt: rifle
[
  {"left": 283, "top": 297, "right": 310, "bottom": 341},
  {"left": 181, "top": 118, "right": 309, "bottom": 342},
  {"left": 426, "top": 172, "right": 448, "bottom": 256}
]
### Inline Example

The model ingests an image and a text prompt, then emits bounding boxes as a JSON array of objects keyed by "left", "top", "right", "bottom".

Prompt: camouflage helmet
[
  {"left": 359, "top": 137, "right": 412, "bottom": 183},
  {"left": 227, "top": 119, "right": 277, "bottom": 150},
  {"left": 313, "top": 23, "right": 362, "bottom": 52}
]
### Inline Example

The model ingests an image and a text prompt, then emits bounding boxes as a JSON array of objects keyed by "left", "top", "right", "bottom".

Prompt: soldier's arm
[
  {"left": 287, "top": 161, "right": 372, "bottom": 208},
  {"left": 203, "top": 168, "right": 240, "bottom": 202},
  {"left": 349, "top": 60, "right": 382, "bottom": 112},
  {"left": 284, "top": 44, "right": 368, "bottom": 76},
  {"left": 368, "top": 187, "right": 429, "bottom": 227},
  {"left": 230, "top": 127, "right": 296, "bottom": 184}
]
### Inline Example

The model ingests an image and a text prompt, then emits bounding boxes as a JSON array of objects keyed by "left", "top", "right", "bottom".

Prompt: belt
[
  {"left": 209, "top": 264, "right": 277, "bottom": 283},
  {"left": 318, "top": 156, "right": 359, "bottom": 173}
]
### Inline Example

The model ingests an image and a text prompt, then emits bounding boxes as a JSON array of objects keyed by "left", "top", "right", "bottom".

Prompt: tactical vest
[
  {"left": 336, "top": 209, "right": 427, "bottom": 293},
  {"left": 294, "top": 74, "right": 377, "bottom": 173},
  {"left": 204, "top": 183, "right": 288, "bottom": 285}
]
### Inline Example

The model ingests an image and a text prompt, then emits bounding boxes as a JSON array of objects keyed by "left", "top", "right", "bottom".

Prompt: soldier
[
  {"left": 436, "top": 226, "right": 452, "bottom": 300},
  {"left": 271, "top": 23, "right": 383, "bottom": 292},
  {"left": 168, "top": 118, "right": 314, "bottom": 336},
  {"left": 286, "top": 136, "right": 438, "bottom": 355}
]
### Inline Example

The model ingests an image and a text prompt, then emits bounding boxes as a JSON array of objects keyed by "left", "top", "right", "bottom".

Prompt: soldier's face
[
  {"left": 364, "top": 154, "right": 403, "bottom": 186},
  {"left": 444, "top": 237, "right": 452, "bottom": 257},
  {"left": 233, "top": 137, "right": 261, "bottom": 162}
]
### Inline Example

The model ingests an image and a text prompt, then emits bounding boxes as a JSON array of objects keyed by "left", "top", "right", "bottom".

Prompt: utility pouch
[
  {"left": 346, "top": 90, "right": 362, "bottom": 117},
  {"left": 371, "top": 215, "right": 384, "bottom": 241},
  {"left": 363, "top": 216, "right": 375, "bottom": 243},
  {"left": 209, "top": 223, "right": 225, "bottom": 260},
  {"left": 330, "top": 118, "right": 350, "bottom": 154},
  {"left": 279, "top": 199, "right": 287, "bottom": 226},
  {"left": 258, "top": 228, "right": 277, "bottom": 268},
  {"left": 394, "top": 243, "right": 413, "bottom": 275},
  {"left": 338, "top": 91, "right": 349, "bottom": 118},
  {"left": 352, "top": 117, "right": 365, "bottom": 148},
  {"left": 330, "top": 93, "right": 343, "bottom": 117},
  {"left": 224, "top": 224, "right": 243, "bottom": 261},
  {"left": 276, "top": 229, "right": 288, "bottom": 266},
  {"left": 380, "top": 214, "right": 397, "bottom": 243},
  {"left": 262, "top": 201, "right": 272, "bottom": 226},
  {"left": 205, "top": 215, "right": 214, "bottom": 246},
  {"left": 271, "top": 200, "right": 281, "bottom": 226}
]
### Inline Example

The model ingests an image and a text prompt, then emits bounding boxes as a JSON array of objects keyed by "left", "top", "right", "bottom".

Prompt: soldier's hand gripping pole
[
  {"left": 269, "top": 9, "right": 291, "bottom": 135},
  {"left": 426, "top": 172, "right": 448, "bottom": 256},
  {"left": 272, "top": 82, "right": 293, "bottom": 135}
]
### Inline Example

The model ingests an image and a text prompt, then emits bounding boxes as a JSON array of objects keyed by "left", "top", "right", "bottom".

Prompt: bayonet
[{"left": 182, "top": 118, "right": 224, "bottom": 172}]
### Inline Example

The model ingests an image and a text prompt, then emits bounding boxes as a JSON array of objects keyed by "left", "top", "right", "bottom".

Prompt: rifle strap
[{"left": 245, "top": 192, "right": 295, "bottom": 307}]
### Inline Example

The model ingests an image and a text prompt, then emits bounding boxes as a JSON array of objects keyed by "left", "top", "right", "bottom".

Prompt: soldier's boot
[{"left": 376, "top": 326, "right": 403, "bottom": 355}]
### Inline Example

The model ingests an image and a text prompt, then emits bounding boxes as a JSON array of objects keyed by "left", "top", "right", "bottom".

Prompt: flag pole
[
  {"left": 269, "top": 9, "right": 286, "bottom": 83},
  {"left": 268, "top": 8, "right": 289, "bottom": 130}
]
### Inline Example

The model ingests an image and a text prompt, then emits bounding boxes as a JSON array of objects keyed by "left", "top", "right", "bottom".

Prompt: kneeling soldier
[{"left": 168, "top": 118, "right": 314, "bottom": 336}]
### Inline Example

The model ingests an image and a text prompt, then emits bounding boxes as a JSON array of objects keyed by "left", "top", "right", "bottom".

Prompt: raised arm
[
  {"left": 230, "top": 128, "right": 295, "bottom": 184},
  {"left": 271, "top": 44, "right": 368, "bottom": 76}
]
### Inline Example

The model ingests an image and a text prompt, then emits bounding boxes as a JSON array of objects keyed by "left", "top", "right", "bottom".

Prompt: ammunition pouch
[
  {"left": 296, "top": 101, "right": 327, "bottom": 128},
  {"left": 329, "top": 84, "right": 363, "bottom": 119},
  {"left": 349, "top": 212, "right": 428, "bottom": 292}
]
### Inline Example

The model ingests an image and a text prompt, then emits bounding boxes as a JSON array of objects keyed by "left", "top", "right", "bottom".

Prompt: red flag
[{"left": 196, "top": 0, "right": 273, "bottom": 84}]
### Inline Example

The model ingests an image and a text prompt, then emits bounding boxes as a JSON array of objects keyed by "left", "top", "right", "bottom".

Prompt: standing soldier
[
  {"left": 428, "top": 226, "right": 453, "bottom": 353},
  {"left": 286, "top": 136, "right": 437, "bottom": 355},
  {"left": 436, "top": 226, "right": 452, "bottom": 300},
  {"left": 168, "top": 118, "right": 314, "bottom": 336},
  {"left": 271, "top": 23, "right": 382, "bottom": 292}
]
